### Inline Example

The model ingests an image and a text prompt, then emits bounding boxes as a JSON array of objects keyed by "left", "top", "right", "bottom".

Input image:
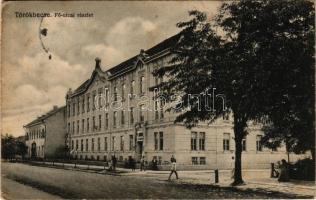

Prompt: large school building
[{"left": 64, "top": 34, "right": 305, "bottom": 169}]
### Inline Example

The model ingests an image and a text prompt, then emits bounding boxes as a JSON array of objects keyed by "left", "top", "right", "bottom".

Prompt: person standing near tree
[{"left": 168, "top": 155, "right": 179, "bottom": 181}]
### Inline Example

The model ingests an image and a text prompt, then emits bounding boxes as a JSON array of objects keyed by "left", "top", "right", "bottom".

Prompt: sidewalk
[
  {"left": 120, "top": 167, "right": 315, "bottom": 197},
  {"left": 27, "top": 160, "right": 315, "bottom": 197}
]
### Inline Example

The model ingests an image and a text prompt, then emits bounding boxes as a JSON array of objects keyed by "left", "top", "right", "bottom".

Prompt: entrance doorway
[
  {"left": 136, "top": 131, "right": 144, "bottom": 161},
  {"left": 31, "top": 142, "right": 36, "bottom": 158},
  {"left": 137, "top": 141, "right": 143, "bottom": 160}
]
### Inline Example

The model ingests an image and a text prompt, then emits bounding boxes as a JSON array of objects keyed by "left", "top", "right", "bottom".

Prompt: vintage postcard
[{"left": 1, "top": 0, "right": 315, "bottom": 199}]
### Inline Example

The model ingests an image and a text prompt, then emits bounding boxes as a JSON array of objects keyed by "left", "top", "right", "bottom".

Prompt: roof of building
[
  {"left": 70, "top": 33, "right": 181, "bottom": 97},
  {"left": 24, "top": 106, "right": 66, "bottom": 128},
  {"left": 108, "top": 33, "right": 181, "bottom": 75}
]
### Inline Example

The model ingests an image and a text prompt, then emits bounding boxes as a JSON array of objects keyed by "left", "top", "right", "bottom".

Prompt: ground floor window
[
  {"left": 199, "top": 157, "right": 206, "bottom": 165},
  {"left": 192, "top": 157, "right": 198, "bottom": 165},
  {"left": 192, "top": 157, "right": 206, "bottom": 165}
]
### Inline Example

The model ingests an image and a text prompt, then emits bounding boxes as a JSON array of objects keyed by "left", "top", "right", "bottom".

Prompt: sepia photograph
[{"left": 1, "top": 0, "right": 315, "bottom": 199}]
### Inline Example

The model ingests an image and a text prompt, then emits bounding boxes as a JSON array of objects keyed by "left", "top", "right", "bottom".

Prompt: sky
[{"left": 1, "top": 1, "right": 222, "bottom": 137}]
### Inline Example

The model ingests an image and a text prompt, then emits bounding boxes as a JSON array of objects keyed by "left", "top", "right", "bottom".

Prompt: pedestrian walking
[
  {"left": 108, "top": 157, "right": 113, "bottom": 171},
  {"left": 140, "top": 156, "right": 145, "bottom": 171},
  {"left": 152, "top": 157, "right": 158, "bottom": 170},
  {"left": 112, "top": 155, "right": 117, "bottom": 171},
  {"left": 168, "top": 155, "right": 179, "bottom": 180},
  {"left": 131, "top": 157, "right": 136, "bottom": 171}
]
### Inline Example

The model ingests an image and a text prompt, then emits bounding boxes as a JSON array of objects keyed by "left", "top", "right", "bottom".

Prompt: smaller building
[{"left": 24, "top": 106, "right": 66, "bottom": 159}]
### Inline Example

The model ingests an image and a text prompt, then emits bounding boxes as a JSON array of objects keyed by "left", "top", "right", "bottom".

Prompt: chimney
[
  {"left": 53, "top": 105, "right": 58, "bottom": 110},
  {"left": 95, "top": 57, "right": 101, "bottom": 69}
]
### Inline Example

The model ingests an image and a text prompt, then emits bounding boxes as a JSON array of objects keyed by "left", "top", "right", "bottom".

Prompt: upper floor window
[
  {"left": 223, "top": 133, "right": 230, "bottom": 151},
  {"left": 105, "top": 113, "right": 109, "bottom": 129},
  {"left": 91, "top": 138, "right": 95, "bottom": 151},
  {"left": 191, "top": 132, "right": 206, "bottom": 151},
  {"left": 98, "top": 88, "right": 103, "bottom": 109},
  {"left": 121, "top": 111, "right": 125, "bottom": 125},
  {"left": 256, "top": 135, "right": 263, "bottom": 151},
  {"left": 87, "top": 118, "right": 90, "bottom": 132},
  {"left": 92, "top": 91, "right": 96, "bottom": 110},
  {"left": 72, "top": 121, "right": 75, "bottom": 134},
  {"left": 87, "top": 94, "right": 90, "bottom": 112},
  {"left": 242, "top": 137, "right": 247, "bottom": 151},
  {"left": 82, "top": 97, "right": 85, "bottom": 113},
  {"left": 154, "top": 132, "right": 159, "bottom": 150},
  {"left": 81, "top": 139, "right": 84, "bottom": 151},
  {"left": 113, "top": 86, "right": 118, "bottom": 101},
  {"left": 97, "top": 137, "right": 101, "bottom": 151},
  {"left": 77, "top": 98, "right": 80, "bottom": 115},
  {"left": 129, "top": 135, "right": 134, "bottom": 151},
  {"left": 140, "top": 76, "right": 145, "bottom": 94},
  {"left": 82, "top": 119, "right": 85, "bottom": 133},
  {"left": 131, "top": 80, "right": 135, "bottom": 95},
  {"left": 86, "top": 139, "right": 89, "bottom": 151},
  {"left": 113, "top": 111, "right": 117, "bottom": 128},
  {"left": 191, "top": 132, "right": 197, "bottom": 150},
  {"left": 120, "top": 136, "right": 124, "bottom": 151},
  {"left": 92, "top": 116, "right": 96, "bottom": 131},
  {"left": 105, "top": 88, "right": 109, "bottom": 109},
  {"left": 75, "top": 140, "right": 78, "bottom": 150},
  {"left": 198, "top": 132, "right": 205, "bottom": 151},
  {"left": 72, "top": 103, "right": 76, "bottom": 116},
  {"left": 122, "top": 84, "right": 126, "bottom": 99},
  {"left": 77, "top": 120, "right": 79, "bottom": 134},
  {"left": 154, "top": 101, "right": 159, "bottom": 120},
  {"left": 98, "top": 115, "right": 102, "bottom": 130},
  {"left": 104, "top": 137, "right": 108, "bottom": 151},
  {"left": 130, "top": 107, "right": 134, "bottom": 124},
  {"left": 112, "top": 136, "right": 115, "bottom": 151}
]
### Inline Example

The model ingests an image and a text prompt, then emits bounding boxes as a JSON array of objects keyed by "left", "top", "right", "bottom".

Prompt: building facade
[
  {"left": 65, "top": 35, "right": 305, "bottom": 169},
  {"left": 24, "top": 106, "right": 66, "bottom": 159}
]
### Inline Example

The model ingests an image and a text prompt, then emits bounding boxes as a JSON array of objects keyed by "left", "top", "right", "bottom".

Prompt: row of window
[
  {"left": 71, "top": 135, "right": 134, "bottom": 152},
  {"left": 223, "top": 133, "right": 264, "bottom": 152},
  {"left": 192, "top": 157, "right": 206, "bottom": 165},
  {"left": 67, "top": 76, "right": 150, "bottom": 118},
  {"left": 68, "top": 105, "right": 163, "bottom": 134},
  {"left": 26, "top": 129, "right": 45, "bottom": 140},
  {"left": 191, "top": 132, "right": 266, "bottom": 152},
  {"left": 71, "top": 132, "right": 165, "bottom": 152}
]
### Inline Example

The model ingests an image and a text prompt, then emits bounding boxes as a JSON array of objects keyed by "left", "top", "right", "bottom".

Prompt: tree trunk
[
  {"left": 232, "top": 135, "right": 244, "bottom": 185},
  {"left": 232, "top": 116, "right": 246, "bottom": 186}
]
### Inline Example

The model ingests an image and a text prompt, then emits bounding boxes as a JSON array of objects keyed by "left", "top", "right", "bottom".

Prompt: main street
[{"left": 1, "top": 162, "right": 312, "bottom": 199}]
